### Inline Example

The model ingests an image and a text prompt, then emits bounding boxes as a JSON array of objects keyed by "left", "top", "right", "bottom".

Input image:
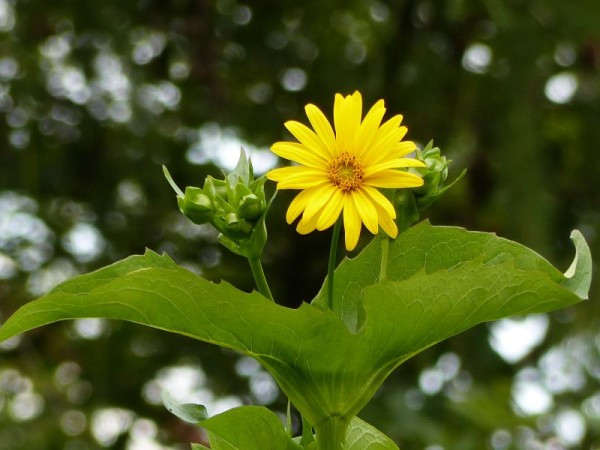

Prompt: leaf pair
[{"left": 0, "top": 222, "right": 591, "bottom": 446}]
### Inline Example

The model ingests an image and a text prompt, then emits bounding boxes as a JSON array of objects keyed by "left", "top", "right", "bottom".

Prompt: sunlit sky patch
[
  {"left": 61, "top": 222, "right": 105, "bottom": 263},
  {"left": 143, "top": 363, "right": 243, "bottom": 417},
  {"left": 418, "top": 352, "right": 462, "bottom": 396},
  {"left": 72, "top": 318, "right": 109, "bottom": 340},
  {"left": 554, "top": 409, "right": 586, "bottom": 446},
  {"left": 131, "top": 28, "right": 166, "bottom": 66},
  {"left": 60, "top": 409, "right": 87, "bottom": 437},
  {"left": 185, "top": 122, "right": 278, "bottom": 174},
  {"left": 462, "top": 43, "right": 493, "bottom": 74},
  {"left": 0, "top": 0, "right": 16, "bottom": 32},
  {"left": 512, "top": 368, "right": 553, "bottom": 416},
  {"left": 489, "top": 314, "right": 549, "bottom": 363},
  {"left": 0, "top": 56, "right": 18, "bottom": 80},
  {"left": 91, "top": 407, "right": 134, "bottom": 446},
  {"left": 280, "top": 67, "right": 307, "bottom": 91},
  {"left": 26, "top": 258, "right": 77, "bottom": 297},
  {"left": 0, "top": 369, "right": 45, "bottom": 422},
  {"left": 554, "top": 43, "right": 576, "bottom": 67},
  {"left": 545, "top": 72, "right": 578, "bottom": 104}
]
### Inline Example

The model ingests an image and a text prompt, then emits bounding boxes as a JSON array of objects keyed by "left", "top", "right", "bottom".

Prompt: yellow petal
[
  {"left": 371, "top": 141, "right": 417, "bottom": 165},
  {"left": 316, "top": 189, "right": 345, "bottom": 230},
  {"left": 368, "top": 127, "right": 407, "bottom": 155},
  {"left": 374, "top": 202, "right": 398, "bottom": 239},
  {"left": 362, "top": 127, "right": 408, "bottom": 167},
  {"left": 342, "top": 195, "right": 361, "bottom": 251},
  {"left": 301, "top": 184, "right": 337, "bottom": 223},
  {"left": 379, "top": 114, "right": 404, "bottom": 133},
  {"left": 267, "top": 165, "right": 321, "bottom": 181},
  {"left": 285, "top": 120, "right": 330, "bottom": 157},
  {"left": 352, "top": 189, "right": 378, "bottom": 235},
  {"left": 269, "top": 166, "right": 328, "bottom": 189},
  {"left": 362, "top": 186, "right": 396, "bottom": 219},
  {"left": 334, "top": 92, "right": 362, "bottom": 153},
  {"left": 354, "top": 99, "right": 386, "bottom": 158},
  {"left": 394, "top": 140, "right": 416, "bottom": 157},
  {"left": 271, "top": 142, "right": 328, "bottom": 168},
  {"left": 296, "top": 211, "right": 319, "bottom": 235},
  {"left": 266, "top": 165, "right": 300, "bottom": 181},
  {"left": 363, "top": 157, "right": 425, "bottom": 177},
  {"left": 305, "top": 104, "right": 337, "bottom": 157},
  {"left": 364, "top": 170, "right": 424, "bottom": 188},
  {"left": 286, "top": 189, "right": 314, "bottom": 223}
]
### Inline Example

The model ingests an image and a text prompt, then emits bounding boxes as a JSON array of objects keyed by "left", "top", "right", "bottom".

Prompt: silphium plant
[{"left": 0, "top": 91, "right": 592, "bottom": 450}]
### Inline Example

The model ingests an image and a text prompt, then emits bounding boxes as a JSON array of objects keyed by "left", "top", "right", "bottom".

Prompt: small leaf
[
  {"left": 300, "top": 413, "right": 315, "bottom": 447},
  {"left": 200, "top": 406, "right": 302, "bottom": 450},
  {"left": 292, "top": 416, "right": 397, "bottom": 450},
  {"left": 163, "top": 165, "right": 185, "bottom": 198},
  {"left": 346, "top": 417, "right": 399, "bottom": 450},
  {"left": 563, "top": 229, "right": 592, "bottom": 299},
  {"left": 162, "top": 390, "right": 208, "bottom": 424},
  {"left": 191, "top": 444, "right": 210, "bottom": 450}
]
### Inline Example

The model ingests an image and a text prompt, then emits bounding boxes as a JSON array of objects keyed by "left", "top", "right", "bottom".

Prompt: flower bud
[
  {"left": 204, "top": 176, "right": 228, "bottom": 200},
  {"left": 238, "top": 193, "right": 263, "bottom": 220},
  {"left": 163, "top": 148, "right": 272, "bottom": 259},
  {"left": 411, "top": 141, "right": 465, "bottom": 211},
  {"left": 179, "top": 187, "right": 214, "bottom": 224}
]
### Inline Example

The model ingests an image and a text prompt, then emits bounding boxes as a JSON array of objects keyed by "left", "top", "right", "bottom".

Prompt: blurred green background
[{"left": 1, "top": 0, "right": 599, "bottom": 449}]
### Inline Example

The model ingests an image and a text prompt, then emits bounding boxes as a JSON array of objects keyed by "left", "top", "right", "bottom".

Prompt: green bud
[
  {"left": 238, "top": 193, "right": 263, "bottom": 220},
  {"left": 163, "top": 149, "right": 272, "bottom": 260},
  {"left": 411, "top": 141, "right": 465, "bottom": 211},
  {"left": 225, "top": 212, "right": 239, "bottom": 226},
  {"left": 181, "top": 187, "right": 214, "bottom": 224},
  {"left": 221, "top": 212, "right": 253, "bottom": 239},
  {"left": 204, "top": 176, "right": 228, "bottom": 200}
]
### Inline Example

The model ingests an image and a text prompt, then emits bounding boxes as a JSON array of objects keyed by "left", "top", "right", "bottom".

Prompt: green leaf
[
  {"left": 346, "top": 417, "right": 399, "bottom": 450},
  {"left": 292, "top": 416, "right": 398, "bottom": 450},
  {"left": 563, "top": 229, "right": 592, "bottom": 299},
  {"left": 191, "top": 444, "right": 210, "bottom": 450},
  {"left": 300, "top": 413, "right": 315, "bottom": 447},
  {"left": 0, "top": 222, "right": 591, "bottom": 436},
  {"left": 162, "top": 391, "right": 208, "bottom": 424},
  {"left": 200, "top": 406, "right": 301, "bottom": 450}
]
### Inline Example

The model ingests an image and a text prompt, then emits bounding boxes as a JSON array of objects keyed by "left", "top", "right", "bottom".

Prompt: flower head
[{"left": 267, "top": 91, "right": 425, "bottom": 251}]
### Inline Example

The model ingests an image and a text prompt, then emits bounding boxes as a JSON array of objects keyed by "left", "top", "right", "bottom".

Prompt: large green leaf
[{"left": 0, "top": 222, "right": 591, "bottom": 437}]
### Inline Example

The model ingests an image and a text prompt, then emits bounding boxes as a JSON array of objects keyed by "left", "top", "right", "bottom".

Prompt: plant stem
[
  {"left": 248, "top": 256, "right": 274, "bottom": 302},
  {"left": 315, "top": 416, "right": 349, "bottom": 450},
  {"left": 327, "top": 219, "right": 343, "bottom": 311},
  {"left": 379, "top": 236, "right": 390, "bottom": 282}
]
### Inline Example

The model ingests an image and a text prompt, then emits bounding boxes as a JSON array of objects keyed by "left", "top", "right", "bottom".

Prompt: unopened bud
[
  {"left": 180, "top": 187, "right": 214, "bottom": 224},
  {"left": 238, "top": 193, "right": 263, "bottom": 220},
  {"left": 225, "top": 212, "right": 239, "bottom": 226},
  {"left": 411, "top": 141, "right": 465, "bottom": 211}
]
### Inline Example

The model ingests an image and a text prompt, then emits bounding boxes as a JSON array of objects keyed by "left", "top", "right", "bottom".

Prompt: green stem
[
  {"left": 315, "top": 416, "right": 349, "bottom": 450},
  {"left": 248, "top": 256, "right": 274, "bottom": 302},
  {"left": 327, "top": 219, "right": 343, "bottom": 311},
  {"left": 379, "top": 236, "right": 390, "bottom": 282}
]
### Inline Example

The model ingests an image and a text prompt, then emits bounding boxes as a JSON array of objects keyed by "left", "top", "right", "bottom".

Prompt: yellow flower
[{"left": 267, "top": 91, "right": 425, "bottom": 251}]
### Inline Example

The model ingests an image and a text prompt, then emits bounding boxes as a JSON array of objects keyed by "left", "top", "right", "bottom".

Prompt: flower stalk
[
  {"left": 248, "top": 256, "right": 274, "bottom": 301},
  {"left": 327, "top": 219, "right": 343, "bottom": 310},
  {"left": 314, "top": 416, "right": 350, "bottom": 450}
]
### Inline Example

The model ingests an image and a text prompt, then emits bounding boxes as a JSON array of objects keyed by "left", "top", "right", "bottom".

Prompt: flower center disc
[{"left": 328, "top": 152, "right": 364, "bottom": 192}]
